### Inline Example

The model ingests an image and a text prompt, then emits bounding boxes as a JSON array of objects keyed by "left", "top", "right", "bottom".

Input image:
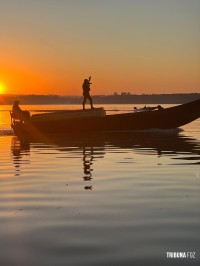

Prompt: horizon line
[{"left": 1, "top": 92, "right": 200, "bottom": 97}]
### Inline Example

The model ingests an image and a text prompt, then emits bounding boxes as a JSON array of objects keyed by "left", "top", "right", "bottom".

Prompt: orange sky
[{"left": 0, "top": 0, "right": 200, "bottom": 95}]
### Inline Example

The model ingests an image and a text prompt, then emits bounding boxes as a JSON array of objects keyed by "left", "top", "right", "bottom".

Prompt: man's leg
[
  {"left": 88, "top": 95, "right": 94, "bottom": 109},
  {"left": 82, "top": 96, "right": 87, "bottom": 110}
]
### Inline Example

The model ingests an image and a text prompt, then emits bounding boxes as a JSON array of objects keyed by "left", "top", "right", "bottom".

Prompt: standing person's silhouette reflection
[
  {"left": 82, "top": 146, "right": 93, "bottom": 179},
  {"left": 82, "top": 146, "right": 94, "bottom": 190}
]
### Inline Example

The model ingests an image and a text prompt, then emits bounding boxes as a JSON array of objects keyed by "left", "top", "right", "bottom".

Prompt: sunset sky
[{"left": 0, "top": 0, "right": 200, "bottom": 95}]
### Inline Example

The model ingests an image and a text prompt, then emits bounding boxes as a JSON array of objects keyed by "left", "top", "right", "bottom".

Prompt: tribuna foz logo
[{"left": 166, "top": 252, "right": 196, "bottom": 259}]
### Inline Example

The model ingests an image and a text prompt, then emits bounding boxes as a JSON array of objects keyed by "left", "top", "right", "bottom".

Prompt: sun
[{"left": 0, "top": 82, "right": 6, "bottom": 94}]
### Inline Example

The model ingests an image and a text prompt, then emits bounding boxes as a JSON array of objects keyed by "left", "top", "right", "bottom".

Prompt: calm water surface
[{"left": 0, "top": 104, "right": 200, "bottom": 266}]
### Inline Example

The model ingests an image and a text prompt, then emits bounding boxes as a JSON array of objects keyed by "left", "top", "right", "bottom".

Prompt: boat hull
[{"left": 12, "top": 99, "right": 200, "bottom": 137}]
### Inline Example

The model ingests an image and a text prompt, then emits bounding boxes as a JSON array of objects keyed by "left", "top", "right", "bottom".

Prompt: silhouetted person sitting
[
  {"left": 82, "top": 76, "right": 94, "bottom": 110},
  {"left": 12, "top": 100, "right": 30, "bottom": 122}
]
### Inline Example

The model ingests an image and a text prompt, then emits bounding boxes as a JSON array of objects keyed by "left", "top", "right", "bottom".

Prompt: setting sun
[{"left": 0, "top": 82, "right": 6, "bottom": 94}]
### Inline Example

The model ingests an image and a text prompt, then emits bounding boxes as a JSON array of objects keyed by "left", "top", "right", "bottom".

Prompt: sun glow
[{"left": 0, "top": 82, "right": 6, "bottom": 94}]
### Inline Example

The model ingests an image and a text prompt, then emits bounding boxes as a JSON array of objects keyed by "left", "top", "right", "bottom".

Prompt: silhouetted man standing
[{"left": 82, "top": 76, "right": 94, "bottom": 110}]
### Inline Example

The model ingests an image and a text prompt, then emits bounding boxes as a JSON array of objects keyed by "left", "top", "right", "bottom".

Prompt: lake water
[{"left": 0, "top": 104, "right": 200, "bottom": 266}]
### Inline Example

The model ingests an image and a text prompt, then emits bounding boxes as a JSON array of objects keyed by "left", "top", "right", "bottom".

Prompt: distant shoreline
[{"left": 0, "top": 93, "right": 200, "bottom": 105}]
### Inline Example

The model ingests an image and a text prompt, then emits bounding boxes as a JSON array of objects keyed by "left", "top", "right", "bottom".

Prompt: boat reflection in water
[
  {"left": 11, "top": 130, "right": 200, "bottom": 180},
  {"left": 7, "top": 129, "right": 200, "bottom": 266}
]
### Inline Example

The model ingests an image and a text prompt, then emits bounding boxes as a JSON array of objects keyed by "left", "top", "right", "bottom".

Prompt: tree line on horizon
[{"left": 0, "top": 93, "right": 200, "bottom": 105}]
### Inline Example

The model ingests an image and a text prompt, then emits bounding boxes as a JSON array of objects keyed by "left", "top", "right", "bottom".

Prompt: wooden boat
[{"left": 11, "top": 99, "right": 200, "bottom": 137}]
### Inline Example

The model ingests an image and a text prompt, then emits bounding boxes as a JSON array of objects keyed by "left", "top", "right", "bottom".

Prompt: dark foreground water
[{"left": 0, "top": 105, "right": 200, "bottom": 266}]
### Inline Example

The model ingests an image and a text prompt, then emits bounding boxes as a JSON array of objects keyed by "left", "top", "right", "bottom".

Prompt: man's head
[
  {"left": 14, "top": 100, "right": 20, "bottom": 105},
  {"left": 84, "top": 79, "right": 91, "bottom": 84}
]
